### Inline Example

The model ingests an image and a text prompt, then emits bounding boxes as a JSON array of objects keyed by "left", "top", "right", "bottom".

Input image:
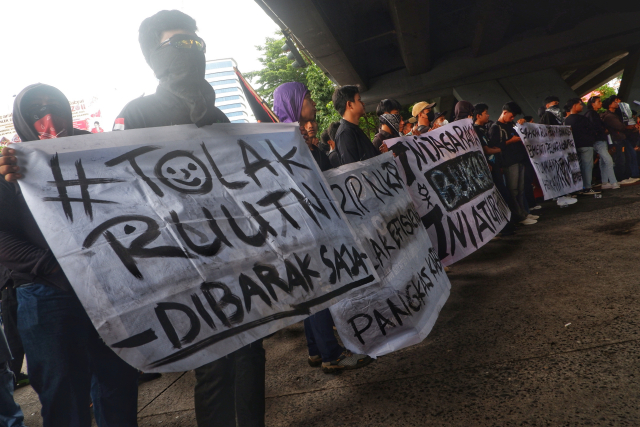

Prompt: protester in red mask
[{"left": 0, "top": 83, "right": 140, "bottom": 426}]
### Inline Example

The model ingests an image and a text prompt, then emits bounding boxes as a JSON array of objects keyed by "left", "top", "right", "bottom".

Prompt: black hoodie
[
  {"left": 114, "top": 82, "right": 230, "bottom": 130},
  {"left": 0, "top": 84, "right": 89, "bottom": 291}
]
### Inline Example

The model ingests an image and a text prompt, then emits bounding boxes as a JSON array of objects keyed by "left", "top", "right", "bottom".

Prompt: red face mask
[{"left": 30, "top": 105, "right": 68, "bottom": 140}]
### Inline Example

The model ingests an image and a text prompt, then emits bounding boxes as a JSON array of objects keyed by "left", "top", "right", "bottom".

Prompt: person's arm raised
[{"left": 0, "top": 147, "right": 21, "bottom": 182}]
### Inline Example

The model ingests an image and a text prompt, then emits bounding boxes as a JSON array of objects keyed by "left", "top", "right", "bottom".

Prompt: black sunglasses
[{"left": 157, "top": 34, "right": 206, "bottom": 53}]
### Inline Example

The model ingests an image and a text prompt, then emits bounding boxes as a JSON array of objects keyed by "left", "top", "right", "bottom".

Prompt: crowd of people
[
  {"left": 298, "top": 90, "right": 640, "bottom": 232},
  {"left": 0, "top": 8, "right": 637, "bottom": 427}
]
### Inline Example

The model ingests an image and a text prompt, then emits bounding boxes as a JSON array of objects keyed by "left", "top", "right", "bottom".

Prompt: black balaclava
[
  {"left": 545, "top": 104, "right": 564, "bottom": 124},
  {"left": 149, "top": 43, "right": 214, "bottom": 125},
  {"left": 379, "top": 113, "right": 402, "bottom": 136}
]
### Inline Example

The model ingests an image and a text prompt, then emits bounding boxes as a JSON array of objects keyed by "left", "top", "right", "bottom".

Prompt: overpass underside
[{"left": 256, "top": 0, "right": 640, "bottom": 119}]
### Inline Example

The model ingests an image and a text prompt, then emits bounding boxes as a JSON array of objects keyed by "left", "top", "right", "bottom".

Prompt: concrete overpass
[{"left": 256, "top": 0, "right": 640, "bottom": 119}]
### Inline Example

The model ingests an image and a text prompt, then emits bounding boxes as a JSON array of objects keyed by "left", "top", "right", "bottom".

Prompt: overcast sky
[{"left": 2, "top": 0, "right": 279, "bottom": 127}]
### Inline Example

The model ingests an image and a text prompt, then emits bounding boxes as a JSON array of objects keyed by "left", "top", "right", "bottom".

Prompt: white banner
[
  {"left": 515, "top": 123, "right": 582, "bottom": 199},
  {"left": 17, "top": 123, "right": 379, "bottom": 372},
  {"left": 387, "top": 119, "right": 511, "bottom": 266},
  {"left": 325, "top": 154, "right": 450, "bottom": 357}
]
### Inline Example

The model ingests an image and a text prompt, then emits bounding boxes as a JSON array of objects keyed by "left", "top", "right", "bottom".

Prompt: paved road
[{"left": 15, "top": 185, "right": 640, "bottom": 426}]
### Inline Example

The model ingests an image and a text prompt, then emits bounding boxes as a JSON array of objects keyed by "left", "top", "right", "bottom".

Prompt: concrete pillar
[
  {"left": 498, "top": 69, "right": 578, "bottom": 121},
  {"left": 452, "top": 80, "right": 511, "bottom": 123},
  {"left": 618, "top": 50, "right": 640, "bottom": 105}
]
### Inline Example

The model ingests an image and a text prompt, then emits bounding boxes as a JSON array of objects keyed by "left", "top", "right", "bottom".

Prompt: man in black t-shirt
[
  {"left": 474, "top": 104, "right": 515, "bottom": 235},
  {"left": 489, "top": 102, "right": 537, "bottom": 225},
  {"left": 333, "top": 86, "right": 379, "bottom": 165},
  {"left": 564, "top": 98, "right": 601, "bottom": 195}
]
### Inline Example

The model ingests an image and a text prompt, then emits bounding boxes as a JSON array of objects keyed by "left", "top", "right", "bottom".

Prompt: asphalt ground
[{"left": 15, "top": 183, "right": 640, "bottom": 426}]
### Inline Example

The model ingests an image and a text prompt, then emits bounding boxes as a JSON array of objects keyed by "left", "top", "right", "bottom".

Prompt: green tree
[
  {"left": 304, "top": 63, "right": 341, "bottom": 133},
  {"left": 244, "top": 33, "right": 307, "bottom": 105},
  {"left": 595, "top": 83, "right": 617, "bottom": 101},
  {"left": 246, "top": 32, "right": 377, "bottom": 137}
]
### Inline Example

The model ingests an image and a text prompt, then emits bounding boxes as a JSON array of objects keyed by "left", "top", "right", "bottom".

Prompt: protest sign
[
  {"left": 17, "top": 123, "right": 378, "bottom": 372},
  {"left": 325, "top": 154, "right": 450, "bottom": 357},
  {"left": 386, "top": 119, "right": 510, "bottom": 266},
  {"left": 515, "top": 123, "right": 582, "bottom": 199}
]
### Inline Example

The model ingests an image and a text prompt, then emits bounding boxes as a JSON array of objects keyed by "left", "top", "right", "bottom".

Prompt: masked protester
[
  {"left": 115, "top": 11, "right": 266, "bottom": 427},
  {"left": 372, "top": 98, "right": 403, "bottom": 153},
  {"left": 114, "top": 14, "right": 229, "bottom": 130},
  {"left": 539, "top": 95, "right": 564, "bottom": 126},
  {"left": 0, "top": 84, "right": 139, "bottom": 427},
  {"left": 430, "top": 111, "right": 448, "bottom": 130},
  {"left": 411, "top": 101, "right": 436, "bottom": 135}
]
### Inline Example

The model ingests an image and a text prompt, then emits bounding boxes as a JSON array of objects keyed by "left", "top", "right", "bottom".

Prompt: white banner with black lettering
[
  {"left": 325, "top": 154, "right": 450, "bottom": 357},
  {"left": 515, "top": 123, "right": 582, "bottom": 199},
  {"left": 386, "top": 119, "right": 511, "bottom": 266},
  {"left": 16, "top": 123, "right": 379, "bottom": 372}
]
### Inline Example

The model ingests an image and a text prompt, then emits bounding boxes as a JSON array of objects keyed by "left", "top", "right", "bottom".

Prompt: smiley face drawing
[{"left": 154, "top": 150, "right": 213, "bottom": 194}]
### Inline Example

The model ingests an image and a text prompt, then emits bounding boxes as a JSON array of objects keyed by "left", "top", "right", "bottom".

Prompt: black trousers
[
  {"left": 524, "top": 160, "right": 537, "bottom": 209},
  {"left": 194, "top": 340, "right": 266, "bottom": 427},
  {"left": 1, "top": 286, "right": 24, "bottom": 376}
]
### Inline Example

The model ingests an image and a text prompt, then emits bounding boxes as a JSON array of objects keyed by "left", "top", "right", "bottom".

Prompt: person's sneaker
[
  {"left": 557, "top": 196, "right": 578, "bottom": 206},
  {"left": 530, "top": 205, "right": 542, "bottom": 210},
  {"left": 579, "top": 188, "right": 601, "bottom": 196},
  {"left": 14, "top": 373, "right": 29, "bottom": 389},
  {"left": 527, "top": 214, "right": 539, "bottom": 220},
  {"left": 620, "top": 177, "right": 640, "bottom": 185},
  {"left": 321, "top": 350, "right": 373, "bottom": 374},
  {"left": 308, "top": 355, "right": 322, "bottom": 367},
  {"left": 601, "top": 182, "right": 620, "bottom": 189},
  {"left": 519, "top": 218, "right": 537, "bottom": 225}
]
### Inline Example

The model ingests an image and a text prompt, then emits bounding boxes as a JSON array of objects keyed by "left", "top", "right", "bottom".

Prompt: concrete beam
[
  {"left": 255, "top": 0, "right": 367, "bottom": 89},
  {"left": 618, "top": 49, "right": 640, "bottom": 103},
  {"left": 472, "top": 0, "right": 512, "bottom": 57},
  {"left": 566, "top": 52, "right": 628, "bottom": 90},
  {"left": 361, "top": 12, "right": 640, "bottom": 106},
  {"left": 498, "top": 69, "right": 578, "bottom": 120},
  {"left": 574, "top": 59, "right": 626, "bottom": 96},
  {"left": 388, "top": 0, "right": 431, "bottom": 75}
]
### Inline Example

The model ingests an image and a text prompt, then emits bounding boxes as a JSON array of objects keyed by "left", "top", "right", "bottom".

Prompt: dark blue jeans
[
  {"left": 194, "top": 340, "right": 265, "bottom": 427},
  {"left": 0, "top": 362, "right": 24, "bottom": 427},
  {"left": 304, "top": 309, "right": 343, "bottom": 362},
  {"left": 17, "top": 284, "right": 139, "bottom": 427},
  {"left": 614, "top": 140, "right": 639, "bottom": 181}
]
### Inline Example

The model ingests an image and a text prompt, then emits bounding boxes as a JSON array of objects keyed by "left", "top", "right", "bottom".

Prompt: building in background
[{"left": 206, "top": 58, "right": 254, "bottom": 123}]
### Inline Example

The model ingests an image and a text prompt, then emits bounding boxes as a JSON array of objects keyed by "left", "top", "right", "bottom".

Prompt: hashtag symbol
[{"left": 43, "top": 154, "right": 125, "bottom": 222}]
